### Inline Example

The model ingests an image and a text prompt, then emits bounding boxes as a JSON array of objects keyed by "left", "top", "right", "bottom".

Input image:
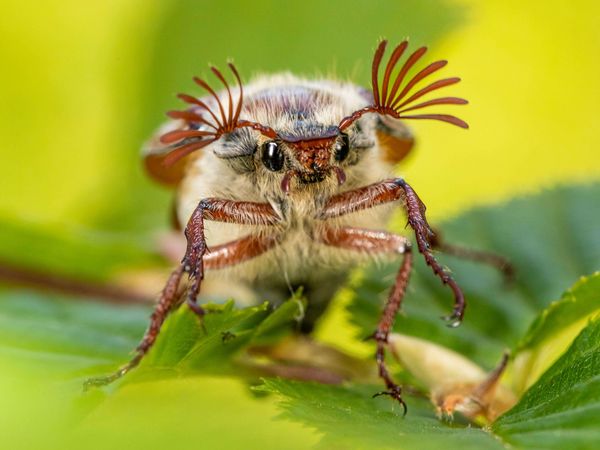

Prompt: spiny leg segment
[
  {"left": 84, "top": 264, "right": 185, "bottom": 389},
  {"left": 84, "top": 199, "right": 280, "bottom": 389},
  {"left": 319, "top": 179, "right": 466, "bottom": 410},
  {"left": 321, "top": 178, "right": 465, "bottom": 325},
  {"left": 429, "top": 230, "right": 515, "bottom": 283},
  {"left": 320, "top": 226, "right": 412, "bottom": 414}
]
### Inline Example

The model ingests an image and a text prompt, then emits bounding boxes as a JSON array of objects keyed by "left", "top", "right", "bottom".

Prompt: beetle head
[
  {"left": 155, "top": 39, "right": 468, "bottom": 193},
  {"left": 272, "top": 125, "right": 347, "bottom": 192}
]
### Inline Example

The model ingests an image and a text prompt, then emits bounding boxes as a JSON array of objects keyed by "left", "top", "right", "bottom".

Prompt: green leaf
[
  {"left": 140, "top": 301, "right": 268, "bottom": 371},
  {"left": 255, "top": 274, "right": 600, "bottom": 450},
  {"left": 517, "top": 273, "right": 600, "bottom": 350},
  {"left": 0, "top": 289, "right": 147, "bottom": 376},
  {"left": 257, "top": 379, "right": 504, "bottom": 450},
  {"left": 493, "top": 318, "right": 600, "bottom": 449},
  {"left": 0, "top": 291, "right": 316, "bottom": 450},
  {"left": 0, "top": 215, "right": 163, "bottom": 282},
  {"left": 511, "top": 272, "right": 600, "bottom": 394},
  {"left": 252, "top": 290, "right": 306, "bottom": 343},
  {"left": 1, "top": 183, "right": 599, "bottom": 450},
  {"left": 104, "top": 295, "right": 306, "bottom": 383},
  {"left": 348, "top": 182, "right": 600, "bottom": 368},
  {"left": 0, "top": 288, "right": 304, "bottom": 383}
]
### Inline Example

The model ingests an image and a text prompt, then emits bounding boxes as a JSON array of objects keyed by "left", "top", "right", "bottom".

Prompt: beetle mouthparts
[
  {"left": 333, "top": 167, "right": 346, "bottom": 186},
  {"left": 280, "top": 167, "right": 345, "bottom": 194},
  {"left": 281, "top": 170, "right": 295, "bottom": 194},
  {"left": 298, "top": 171, "right": 327, "bottom": 185}
]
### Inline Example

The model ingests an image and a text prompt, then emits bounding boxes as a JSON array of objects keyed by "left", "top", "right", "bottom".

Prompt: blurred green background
[
  {"left": 1, "top": 0, "right": 599, "bottom": 449},
  {"left": 3, "top": 0, "right": 599, "bottom": 231}
]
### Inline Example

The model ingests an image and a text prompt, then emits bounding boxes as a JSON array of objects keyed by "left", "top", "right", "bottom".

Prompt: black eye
[
  {"left": 261, "top": 141, "right": 285, "bottom": 172},
  {"left": 334, "top": 134, "right": 350, "bottom": 162}
]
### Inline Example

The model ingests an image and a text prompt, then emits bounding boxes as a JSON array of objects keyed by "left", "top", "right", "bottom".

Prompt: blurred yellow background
[
  {"left": 1, "top": 1, "right": 599, "bottom": 449},
  {"left": 2, "top": 0, "right": 598, "bottom": 231}
]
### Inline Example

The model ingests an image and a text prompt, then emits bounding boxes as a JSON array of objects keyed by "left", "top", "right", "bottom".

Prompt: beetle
[{"left": 85, "top": 39, "right": 508, "bottom": 412}]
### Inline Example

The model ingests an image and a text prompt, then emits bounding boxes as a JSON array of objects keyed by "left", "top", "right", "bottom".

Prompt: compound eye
[
  {"left": 262, "top": 141, "right": 285, "bottom": 172},
  {"left": 334, "top": 134, "right": 350, "bottom": 162}
]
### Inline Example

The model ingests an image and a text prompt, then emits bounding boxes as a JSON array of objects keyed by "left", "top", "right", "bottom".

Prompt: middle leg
[{"left": 320, "top": 226, "right": 412, "bottom": 413}]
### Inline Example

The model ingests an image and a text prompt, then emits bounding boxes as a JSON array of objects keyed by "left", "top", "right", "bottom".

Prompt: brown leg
[
  {"left": 429, "top": 230, "right": 515, "bottom": 283},
  {"left": 320, "top": 226, "right": 412, "bottom": 413},
  {"left": 84, "top": 264, "right": 185, "bottom": 389},
  {"left": 84, "top": 199, "right": 280, "bottom": 389},
  {"left": 183, "top": 199, "right": 280, "bottom": 316},
  {"left": 320, "top": 178, "right": 465, "bottom": 326}
]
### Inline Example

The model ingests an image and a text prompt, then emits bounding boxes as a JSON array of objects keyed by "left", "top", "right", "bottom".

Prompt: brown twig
[{"left": 0, "top": 260, "right": 150, "bottom": 304}]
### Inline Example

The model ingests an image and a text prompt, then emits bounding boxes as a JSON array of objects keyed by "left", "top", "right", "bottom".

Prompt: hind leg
[{"left": 429, "top": 229, "right": 515, "bottom": 283}]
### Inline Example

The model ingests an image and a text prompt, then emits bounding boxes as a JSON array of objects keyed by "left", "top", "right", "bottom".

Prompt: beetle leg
[
  {"left": 83, "top": 264, "right": 186, "bottom": 389},
  {"left": 320, "top": 178, "right": 465, "bottom": 326},
  {"left": 183, "top": 198, "right": 281, "bottom": 316},
  {"left": 319, "top": 226, "right": 411, "bottom": 413},
  {"left": 428, "top": 229, "right": 515, "bottom": 284},
  {"left": 84, "top": 199, "right": 280, "bottom": 389}
]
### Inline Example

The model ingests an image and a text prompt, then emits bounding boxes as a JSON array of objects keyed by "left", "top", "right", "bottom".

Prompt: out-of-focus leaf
[
  {"left": 515, "top": 272, "right": 600, "bottom": 351},
  {"left": 511, "top": 272, "right": 600, "bottom": 394},
  {"left": 0, "top": 288, "right": 303, "bottom": 383},
  {"left": 0, "top": 216, "right": 163, "bottom": 282},
  {"left": 348, "top": 182, "right": 600, "bottom": 368},
  {"left": 493, "top": 318, "right": 600, "bottom": 449},
  {"left": 0, "top": 289, "right": 316, "bottom": 450},
  {"left": 0, "top": 289, "right": 148, "bottom": 377}
]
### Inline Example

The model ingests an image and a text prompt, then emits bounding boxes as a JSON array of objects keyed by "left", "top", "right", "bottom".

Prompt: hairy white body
[{"left": 152, "top": 73, "right": 404, "bottom": 309}]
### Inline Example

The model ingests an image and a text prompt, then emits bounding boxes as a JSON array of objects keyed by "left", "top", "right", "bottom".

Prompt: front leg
[
  {"left": 320, "top": 179, "right": 465, "bottom": 326},
  {"left": 84, "top": 199, "right": 280, "bottom": 389},
  {"left": 184, "top": 198, "right": 281, "bottom": 315}
]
